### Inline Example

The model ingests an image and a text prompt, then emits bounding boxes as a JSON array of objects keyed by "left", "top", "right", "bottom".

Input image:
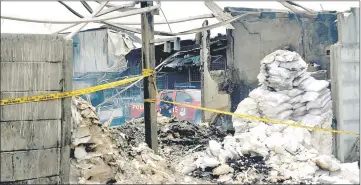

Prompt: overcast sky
[{"left": 1, "top": 1, "right": 359, "bottom": 40}]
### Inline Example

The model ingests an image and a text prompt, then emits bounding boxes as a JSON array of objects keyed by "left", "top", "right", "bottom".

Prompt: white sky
[{"left": 1, "top": 1, "right": 359, "bottom": 40}]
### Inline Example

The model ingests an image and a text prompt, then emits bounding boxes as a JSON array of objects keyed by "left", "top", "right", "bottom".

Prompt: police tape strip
[
  {"left": 0, "top": 69, "right": 154, "bottom": 106},
  {"left": 1, "top": 67, "right": 358, "bottom": 136},
  {"left": 152, "top": 99, "right": 359, "bottom": 136}
]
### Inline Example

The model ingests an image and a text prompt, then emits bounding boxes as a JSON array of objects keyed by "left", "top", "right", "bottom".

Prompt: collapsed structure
[{"left": 69, "top": 50, "right": 359, "bottom": 184}]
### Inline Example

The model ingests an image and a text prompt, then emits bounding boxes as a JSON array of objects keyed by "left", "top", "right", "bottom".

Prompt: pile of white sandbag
[
  {"left": 235, "top": 50, "right": 333, "bottom": 155},
  {"left": 180, "top": 50, "right": 359, "bottom": 184}
]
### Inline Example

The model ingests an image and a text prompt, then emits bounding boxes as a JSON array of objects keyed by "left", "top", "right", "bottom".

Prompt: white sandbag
[
  {"left": 300, "top": 114, "right": 324, "bottom": 127},
  {"left": 303, "top": 80, "right": 330, "bottom": 92},
  {"left": 199, "top": 156, "right": 220, "bottom": 170},
  {"left": 268, "top": 67, "right": 293, "bottom": 79},
  {"left": 296, "top": 67, "right": 308, "bottom": 76},
  {"left": 293, "top": 102, "right": 306, "bottom": 109},
  {"left": 257, "top": 72, "right": 267, "bottom": 83},
  {"left": 209, "top": 140, "right": 222, "bottom": 157},
  {"left": 314, "top": 155, "right": 341, "bottom": 171},
  {"left": 263, "top": 132, "right": 284, "bottom": 150},
  {"left": 279, "top": 58, "right": 307, "bottom": 70},
  {"left": 298, "top": 76, "right": 316, "bottom": 89},
  {"left": 259, "top": 102, "right": 293, "bottom": 115},
  {"left": 292, "top": 106, "right": 307, "bottom": 117},
  {"left": 248, "top": 124, "right": 268, "bottom": 142},
  {"left": 249, "top": 88, "right": 267, "bottom": 100},
  {"left": 288, "top": 94, "right": 303, "bottom": 104},
  {"left": 300, "top": 91, "right": 320, "bottom": 103},
  {"left": 288, "top": 88, "right": 304, "bottom": 97},
  {"left": 306, "top": 92, "right": 331, "bottom": 110},
  {"left": 308, "top": 100, "right": 332, "bottom": 116},
  {"left": 276, "top": 110, "right": 293, "bottom": 121},
  {"left": 265, "top": 60, "right": 280, "bottom": 69},
  {"left": 266, "top": 76, "right": 294, "bottom": 88},
  {"left": 275, "top": 55, "right": 288, "bottom": 63},
  {"left": 212, "top": 164, "right": 234, "bottom": 176},
  {"left": 260, "top": 53, "right": 276, "bottom": 64},
  {"left": 233, "top": 120, "right": 249, "bottom": 134},
  {"left": 261, "top": 92, "right": 291, "bottom": 105},
  {"left": 293, "top": 74, "right": 311, "bottom": 87}
]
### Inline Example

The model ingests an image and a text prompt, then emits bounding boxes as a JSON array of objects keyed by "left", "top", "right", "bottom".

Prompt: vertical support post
[
  {"left": 141, "top": 1, "right": 158, "bottom": 154},
  {"left": 60, "top": 38, "right": 73, "bottom": 184},
  {"left": 200, "top": 20, "right": 210, "bottom": 122}
]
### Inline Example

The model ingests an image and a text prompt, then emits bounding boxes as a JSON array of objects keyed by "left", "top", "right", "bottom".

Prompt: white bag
[
  {"left": 294, "top": 106, "right": 307, "bottom": 114},
  {"left": 293, "top": 74, "right": 311, "bottom": 87},
  {"left": 265, "top": 61, "right": 280, "bottom": 69},
  {"left": 293, "top": 102, "right": 306, "bottom": 109},
  {"left": 259, "top": 102, "right": 293, "bottom": 115},
  {"left": 249, "top": 88, "right": 267, "bottom": 100},
  {"left": 277, "top": 110, "right": 293, "bottom": 120},
  {"left": 260, "top": 91, "right": 291, "bottom": 105},
  {"left": 306, "top": 92, "right": 331, "bottom": 110},
  {"left": 260, "top": 53, "right": 276, "bottom": 64},
  {"left": 268, "top": 67, "right": 293, "bottom": 78},
  {"left": 279, "top": 58, "right": 307, "bottom": 70},
  {"left": 300, "top": 92, "right": 320, "bottom": 103},
  {"left": 308, "top": 101, "right": 332, "bottom": 115},
  {"left": 299, "top": 76, "right": 316, "bottom": 89},
  {"left": 288, "top": 88, "right": 304, "bottom": 97},
  {"left": 288, "top": 94, "right": 303, "bottom": 104},
  {"left": 303, "top": 80, "right": 330, "bottom": 92}
]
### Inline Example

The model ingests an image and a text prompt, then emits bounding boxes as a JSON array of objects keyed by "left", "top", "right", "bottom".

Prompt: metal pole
[{"left": 141, "top": 1, "right": 158, "bottom": 154}]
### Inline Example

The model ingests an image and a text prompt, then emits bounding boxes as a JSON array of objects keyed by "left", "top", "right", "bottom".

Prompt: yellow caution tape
[
  {"left": 1, "top": 67, "right": 358, "bottom": 136},
  {"left": 146, "top": 75, "right": 358, "bottom": 136},
  {"left": 158, "top": 99, "right": 359, "bottom": 136},
  {"left": 0, "top": 69, "right": 154, "bottom": 106}
]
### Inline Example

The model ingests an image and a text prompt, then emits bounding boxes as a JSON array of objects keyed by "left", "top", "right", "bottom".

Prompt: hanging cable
[{"left": 160, "top": 7, "right": 172, "bottom": 33}]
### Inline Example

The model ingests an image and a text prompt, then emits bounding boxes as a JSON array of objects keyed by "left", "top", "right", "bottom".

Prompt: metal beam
[
  {"left": 141, "top": 1, "right": 158, "bottom": 154},
  {"left": 204, "top": 1, "right": 235, "bottom": 29}
]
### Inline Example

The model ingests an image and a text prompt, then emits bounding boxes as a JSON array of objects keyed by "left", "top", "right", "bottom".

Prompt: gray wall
[
  {"left": 330, "top": 8, "right": 360, "bottom": 162},
  {"left": 226, "top": 9, "right": 338, "bottom": 111},
  {"left": 0, "top": 34, "right": 72, "bottom": 183}
]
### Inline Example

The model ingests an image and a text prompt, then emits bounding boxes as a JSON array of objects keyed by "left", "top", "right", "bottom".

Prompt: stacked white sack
[
  {"left": 177, "top": 50, "right": 359, "bottom": 183},
  {"left": 237, "top": 50, "right": 333, "bottom": 155}
]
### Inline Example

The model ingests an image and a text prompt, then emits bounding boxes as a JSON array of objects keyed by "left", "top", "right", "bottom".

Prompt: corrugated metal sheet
[{"left": 72, "top": 28, "right": 136, "bottom": 75}]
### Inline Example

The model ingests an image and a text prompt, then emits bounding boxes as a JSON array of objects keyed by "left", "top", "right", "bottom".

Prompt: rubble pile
[
  {"left": 179, "top": 50, "right": 359, "bottom": 184},
  {"left": 69, "top": 97, "right": 207, "bottom": 184},
  {"left": 113, "top": 117, "right": 228, "bottom": 165}
]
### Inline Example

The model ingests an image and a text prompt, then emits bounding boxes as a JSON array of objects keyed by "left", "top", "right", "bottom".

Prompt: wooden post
[
  {"left": 200, "top": 20, "right": 210, "bottom": 122},
  {"left": 141, "top": 1, "right": 158, "bottom": 154}
]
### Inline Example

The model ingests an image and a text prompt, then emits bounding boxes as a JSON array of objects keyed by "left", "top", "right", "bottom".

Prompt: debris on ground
[
  {"left": 179, "top": 50, "right": 360, "bottom": 184},
  {"left": 112, "top": 116, "right": 229, "bottom": 167},
  {"left": 69, "top": 97, "right": 209, "bottom": 184}
]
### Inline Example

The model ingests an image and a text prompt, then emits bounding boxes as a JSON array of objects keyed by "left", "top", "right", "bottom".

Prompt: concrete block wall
[
  {"left": 225, "top": 9, "right": 338, "bottom": 110},
  {"left": 330, "top": 8, "right": 360, "bottom": 162},
  {"left": 0, "top": 34, "right": 72, "bottom": 183}
]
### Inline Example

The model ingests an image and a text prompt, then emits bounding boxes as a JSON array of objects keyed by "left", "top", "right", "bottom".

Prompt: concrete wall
[
  {"left": 330, "top": 8, "right": 360, "bottom": 162},
  {"left": 226, "top": 9, "right": 338, "bottom": 109},
  {"left": 200, "top": 21, "right": 231, "bottom": 123},
  {"left": 0, "top": 34, "right": 72, "bottom": 183}
]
